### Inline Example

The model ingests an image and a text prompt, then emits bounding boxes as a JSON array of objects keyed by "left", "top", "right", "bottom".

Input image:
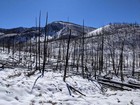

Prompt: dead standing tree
[
  {"left": 38, "top": 11, "right": 41, "bottom": 72},
  {"left": 81, "top": 20, "right": 85, "bottom": 78},
  {"left": 42, "top": 13, "right": 48, "bottom": 76},
  {"left": 2, "top": 38, "right": 5, "bottom": 52},
  {"left": 12, "top": 36, "right": 15, "bottom": 66},
  {"left": 76, "top": 39, "right": 81, "bottom": 73},
  {"left": 99, "top": 29, "right": 104, "bottom": 75},
  {"left": 63, "top": 29, "right": 71, "bottom": 82},
  {"left": 117, "top": 30, "right": 127, "bottom": 82},
  {"left": 56, "top": 41, "right": 62, "bottom": 71},
  {"left": 35, "top": 18, "right": 38, "bottom": 71}
]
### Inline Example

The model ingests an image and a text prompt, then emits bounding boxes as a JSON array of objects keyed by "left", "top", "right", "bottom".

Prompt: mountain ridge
[{"left": 0, "top": 22, "right": 139, "bottom": 44}]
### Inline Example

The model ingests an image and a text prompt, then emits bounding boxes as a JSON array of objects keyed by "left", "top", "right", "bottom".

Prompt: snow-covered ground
[
  {"left": 0, "top": 51, "right": 140, "bottom": 105},
  {"left": 0, "top": 68, "right": 140, "bottom": 105}
]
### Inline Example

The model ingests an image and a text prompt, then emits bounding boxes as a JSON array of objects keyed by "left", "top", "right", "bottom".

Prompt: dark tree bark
[
  {"left": 81, "top": 20, "right": 85, "bottom": 78},
  {"left": 76, "top": 39, "right": 81, "bottom": 73},
  {"left": 99, "top": 32, "right": 104, "bottom": 75},
  {"left": 18, "top": 42, "right": 21, "bottom": 62},
  {"left": 56, "top": 41, "right": 61, "bottom": 71},
  {"left": 42, "top": 13, "right": 48, "bottom": 76},
  {"left": 12, "top": 36, "right": 15, "bottom": 59},
  {"left": 132, "top": 48, "right": 135, "bottom": 76},
  {"left": 38, "top": 11, "right": 41, "bottom": 72},
  {"left": 72, "top": 40, "right": 76, "bottom": 68},
  {"left": 35, "top": 18, "right": 38, "bottom": 71},
  {"left": 63, "top": 29, "right": 71, "bottom": 82},
  {"left": 119, "top": 41, "right": 124, "bottom": 82},
  {"left": 2, "top": 39, "right": 5, "bottom": 52}
]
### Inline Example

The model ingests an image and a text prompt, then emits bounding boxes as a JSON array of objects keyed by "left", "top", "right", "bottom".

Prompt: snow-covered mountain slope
[
  {"left": 86, "top": 23, "right": 140, "bottom": 49},
  {"left": 0, "top": 27, "right": 39, "bottom": 44},
  {"left": 0, "top": 21, "right": 95, "bottom": 43},
  {"left": 0, "top": 27, "right": 37, "bottom": 34},
  {"left": 0, "top": 22, "right": 140, "bottom": 46},
  {"left": 87, "top": 23, "right": 140, "bottom": 37},
  {"left": 47, "top": 21, "right": 95, "bottom": 38}
]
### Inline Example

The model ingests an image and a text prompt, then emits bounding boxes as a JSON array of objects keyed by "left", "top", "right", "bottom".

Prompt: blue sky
[{"left": 0, "top": 0, "right": 140, "bottom": 28}]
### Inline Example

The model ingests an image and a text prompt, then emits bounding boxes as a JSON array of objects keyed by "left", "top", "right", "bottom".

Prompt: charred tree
[
  {"left": 81, "top": 20, "right": 85, "bottom": 78},
  {"left": 42, "top": 13, "right": 48, "bottom": 76},
  {"left": 56, "top": 41, "right": 62, "bottom": 71},
  {"left": 63, "top": 29, "right": 71, "bottom": 82},
  {"left": 38, "top": 12, "right": 41, "bottom": 72},
  {"left": 99, "top": 31, "right": 104, "bottom": 75},
  {"left": 35, "top": 18, "right": 38, "bottom": 71},
  {"left": 119, "top": 41, "right": 124, "bottom": 82}
]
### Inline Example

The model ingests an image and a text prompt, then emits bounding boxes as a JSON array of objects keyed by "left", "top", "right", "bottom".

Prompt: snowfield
[
  {"left": 0, "top": 68, "right": 140, "bottom": 105},
  {"left": 0, "top": 49, "right": 140, "bottom": 105}
]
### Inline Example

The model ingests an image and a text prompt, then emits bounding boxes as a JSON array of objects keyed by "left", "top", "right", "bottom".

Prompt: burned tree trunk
[
  {"left": 42, "top": 13, "right": 48, "bottom": 76},
  {"left": 132, "top": 48, "right": 135, "bottom": 77},
  {"left": 81, "top": 20, "right": 85, "bottom": 78},
  {"left": 56, "top": 41, "right": 62, "bottom": 71},
  {"left": 2, "top": 39, "right": 5, "bottom": 52},
  {"left": 99, "top": 32, "right": 104, "bottom": 75},
  {"left": 35, "top": 18, "right": 38, "bottom": 71},
  {"left": 63, "top": 29, "right": 71, "bottom": 82},
  {"left": 119, "top": 41, "right": 124, "bottom": 81},
  {"left": 38, "top": 12, "right": 41, "bottom": 72}
]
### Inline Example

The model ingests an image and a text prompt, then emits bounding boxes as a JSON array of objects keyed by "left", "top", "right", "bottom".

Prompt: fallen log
[
  {"left": 66, "top": 83, "right": 86, "bottom": 96},
  {"left": 98, "top": 78, "right": 140, "bottom": 89},
  {"left": 98, "top": 81, "right": 131, "bottom": 91}
]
